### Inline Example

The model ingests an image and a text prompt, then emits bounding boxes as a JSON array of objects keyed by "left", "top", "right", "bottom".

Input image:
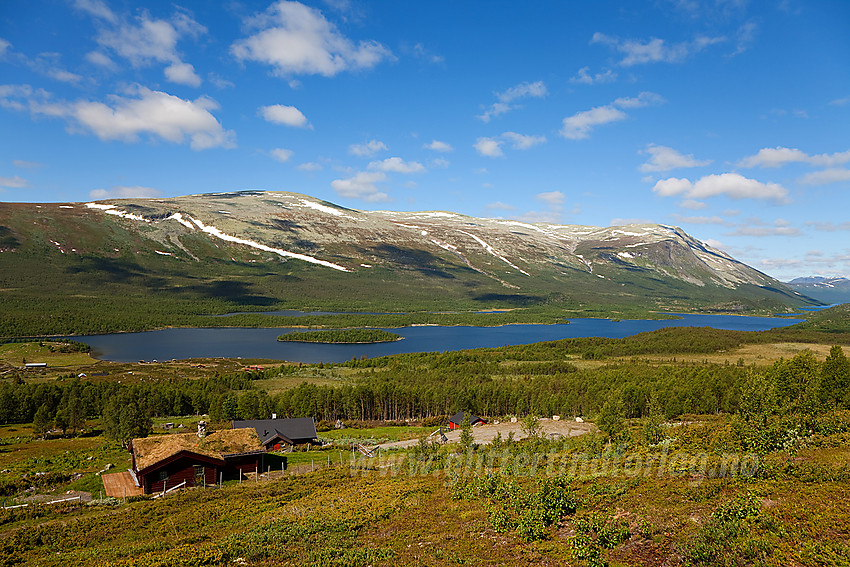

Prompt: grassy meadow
[{"left": 0, "top": 305, "right": 849, "bottom": 565}]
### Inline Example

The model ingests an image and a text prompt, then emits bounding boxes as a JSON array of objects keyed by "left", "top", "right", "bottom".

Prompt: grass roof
[{"left": 132, "top": 428, "right": 263, "bottom": 472}]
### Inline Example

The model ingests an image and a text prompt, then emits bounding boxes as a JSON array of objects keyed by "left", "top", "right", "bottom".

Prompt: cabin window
[
  {"left": 193, "top": 465, "right": 204, "bottom": 477},
  {"left": 158, "top": 470, "right": 169, "bottom": 481}
]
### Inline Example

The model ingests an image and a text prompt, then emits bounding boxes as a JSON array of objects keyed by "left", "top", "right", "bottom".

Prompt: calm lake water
[{"left": 73, "top": 313, "right": 804, "bottom": 364}]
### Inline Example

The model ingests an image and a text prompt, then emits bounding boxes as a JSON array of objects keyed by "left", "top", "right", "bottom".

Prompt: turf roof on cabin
[{"left": 131, "top": 428, "right": 264, "bottom": 472}]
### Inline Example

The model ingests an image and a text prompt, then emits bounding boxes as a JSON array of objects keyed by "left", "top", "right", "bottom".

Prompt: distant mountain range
[
  {"left": 0, "top": 191, "right": 819, "bottom": 326},
  {"left": 785, "top": 276, "right": 850, "bottom": 304}
]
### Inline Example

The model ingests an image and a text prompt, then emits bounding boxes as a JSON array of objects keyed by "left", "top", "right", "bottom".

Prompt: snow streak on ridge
[{"left": 187, "top": 217, "right": 351, "bottom": 272}]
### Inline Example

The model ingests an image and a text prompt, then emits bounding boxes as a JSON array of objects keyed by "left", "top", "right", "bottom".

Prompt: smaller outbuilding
[
  {"left": 448, "top": 411, "right": 487, "bottom": 430},
  {"left": 232, "top": 417, "right": 318, "bottom": 451}
]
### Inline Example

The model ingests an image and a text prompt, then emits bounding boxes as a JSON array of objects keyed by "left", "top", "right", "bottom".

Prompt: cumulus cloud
[
  {"left": 430, "top": 158, "right": 450, "bottom": 169},
  {"left": 269, "top": 148, "right": 293, "bottom": 162},
  {"left": 502, "top": 132, "right": 546, "bottom": 150},
  {"left": 297, "top": 162, "right": 322, "bottom": 171},
  {"left": 73, "top": 0, "right": 118, "bottom": 23},
  {"left": 86, "top": 6, "right": 206, "bottom": 86},
  {"left": 653, "top": 173, "right": 789, "bottom": 202},
  {"left": 330, "top": 171, "right": 388, "bottom": 201},
  {"left": 678, "top": 199, "right": 707, "bottom": 210},
  {"left": 570, "top": 66, "right": 617, "bottom": 85},
  {"left": 85, "top": 50, "right": 117, "bottom": 70},
  {"left": 259, "top": 104, "right": 311, "bottom": 128},
  {"left": 0, "top": 84, "right": 235, "bottom": 150},
  {"left": 164, "top": 62, "right": 202, "bottom": 87},
  {"left": 231, "top": 0, "right": 393, "bottom": 78},
  {"left": 0, "top": 38, "right": 10, "bottom": 58},
  {"left": 560, "top": 92, "right": 663, "bottom": 140},
  {"left": 738, "top": 146, "right": 850, "bottom": 168},
  {"left": 349, "top": 139, "right": 387, "bottom": 157},
  {"left": 640, "top": 144, "right": 711, "bottom": 172},
  {"left": 478, "top": 80, "right": 547, "bottom": 122},
  {"left": 368, "top": 157, "right": 425, "bottom": 174},
  {"left": 424, "top": 140, "right": 452, "bottom": 152},
  {"left": 560, "top": 106, "right": 626, "bottom": 140},
  {"left": 72, "top": 87, "right": 234, "bottom": 149},
  {"left": 798, "top": 168, "right": 850, "bottom": 186},
  {"left": 591, "top": 32, "right": 725, "bottom": 66},
  {"left": 473, "top": 137, "right": 504, "bottom": 158},
  {"left": 89, "top": 185, "right": 161, "bottom": 199}
]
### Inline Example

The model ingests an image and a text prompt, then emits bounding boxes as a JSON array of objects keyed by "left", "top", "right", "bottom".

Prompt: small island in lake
[{"left": 277, "top": 329, "right": 402, "bottom": 344}]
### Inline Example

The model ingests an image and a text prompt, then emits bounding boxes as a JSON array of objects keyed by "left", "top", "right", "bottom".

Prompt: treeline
[
  {"left": 0, "top": 373, "right": 255, "bottom": 439},
  {"left": 277, "top": 329, "right": 401, "bottom": 343}
]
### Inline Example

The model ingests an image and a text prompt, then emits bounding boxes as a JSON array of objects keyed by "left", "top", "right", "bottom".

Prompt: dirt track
[{"left": 378, "top": 418, "right": 596, "bottom": 450}]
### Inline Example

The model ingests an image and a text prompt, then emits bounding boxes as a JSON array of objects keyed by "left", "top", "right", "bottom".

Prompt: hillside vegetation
[{"left": 0, "top": 193, "right": 820, "bottom": 337}]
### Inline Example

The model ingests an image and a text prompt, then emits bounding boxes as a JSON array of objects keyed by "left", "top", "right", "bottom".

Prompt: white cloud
[
  {"left": 349, "top": 139, "right": 387, "bottom": 157},
  {"left": 297, "top": 162, "right": 322, "bottom": 171},
  {"left": 591, "top": 32, "right": 725, "bottom": 66},
  {"left": 738, "top": 146, "right": 850, "bottom": 168},
  {"left": 535, "top": 191, "right": 564, "bottom": 208},
  {"left": 368, "top": 157, "right": 425, "bottom": 174},
  {"left": 330, "top": 171, "right": 388, "bottom": 201},
  {"left": 259, "top": 104, "right": 311, "bottom": 128},
  {"left": 671, "top": 213, "right": 729, "bottom": 225},
  {"left": 164, "top": 62, "right": 201, "bottom": 87},
  {"left": 502, "top": 132, "right": 546, "bottom": 150},
  {"left": 85, "top": 51, "right": 117, "bottom": 70},
  {"left": 807, "top": 221, "right": 850, "bottom": 232},
  {"left": 798, "top": 168, "right": 850, "bottom": 186},
  {"left": 0, "top": 176, "right": 28, "bottom": 189},
  {"left": 0, "top": 38, "right": 9, "bottom": 58},
  {"left": 1, "top": 84, "right": 234, "bottom": 149},
  {"left": 727, "top": 225, "right": 801, "bottom": 237},
  {"left": 474, "top": 137, "right": 504, "bottom": 157},
  {"left": 829, "top": 96, "right": 850, "bottom": 106},
  {"left": 653, "top": 173, "right": 789, "bottom": 202},
  {"left": 653, "top": 177, "right": 694, "bottom": 197},
  {"left": 74, "top": 88, "right": 234, "bottom": 149},
  {"left": 610, "top": 217, "right": 654, "bottom": 226},
  {"left": 485, "top": 201, "right": 516, "bottom": 211},
  {"left": 89, "top": 185, "right": 161, "bottom": 199},
  {"left": 430, "top": 158, "right": 450, "bottom": 169},
  {"left": 270, "top": 148, "right": 293, "bottom": 162},
  {"left": 570, "top": 66, "right": 617, "bottom": 85},
  {"left": 231, "top": 0, "right": 392, "bottom": 78},
  {"left": 561, "top": 92, "right": 663, "bottom": 140},
  {"left": 73, "top": 0, "right": 118, "bottom": 23},
  {"left": 91, "top": 8, "right": 206, "bottom": 86},
  {"left": 679, "top": 199, "right": 707, "bottom": 210},
  {"left": 478, "top": 80, "right": 547, "bottom": 122},
  {"left": 513, "top": 191, "right": 574, "bottom": 223},
  {"left": 640, "top": 144, "right": 712, "bottom": 172},
  {"left": 424, "top": 140, "right": 452, "bottom": 152},
  {"left": 613, "top": 92, "right": 665, "bottom": 109},
  {"left": 560, "top": 106, "right": 626, "bottom": 140}
]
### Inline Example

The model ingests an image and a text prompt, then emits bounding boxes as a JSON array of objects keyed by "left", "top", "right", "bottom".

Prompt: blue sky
[{"left": 1, "top": 0, "right": 849, "bottom": 281}]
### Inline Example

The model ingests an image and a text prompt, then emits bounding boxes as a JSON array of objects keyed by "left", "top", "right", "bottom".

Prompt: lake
[{"left": 72, "top": 313, "right": 804, "bottom": 364}]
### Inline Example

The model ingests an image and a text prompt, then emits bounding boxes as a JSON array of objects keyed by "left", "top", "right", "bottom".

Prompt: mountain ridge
[{"left": 0, "top": 190, "right": 819, "bottom": 336}]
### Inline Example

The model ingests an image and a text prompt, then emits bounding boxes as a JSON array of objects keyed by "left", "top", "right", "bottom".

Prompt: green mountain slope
[{"left": 0, "top": 191, "right": 818, "bottom": 336}]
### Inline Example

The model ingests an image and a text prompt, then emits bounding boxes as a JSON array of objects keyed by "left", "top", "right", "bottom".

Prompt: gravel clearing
[{"left": 378, "top": 417, "right": 596, "bottom": 450}]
